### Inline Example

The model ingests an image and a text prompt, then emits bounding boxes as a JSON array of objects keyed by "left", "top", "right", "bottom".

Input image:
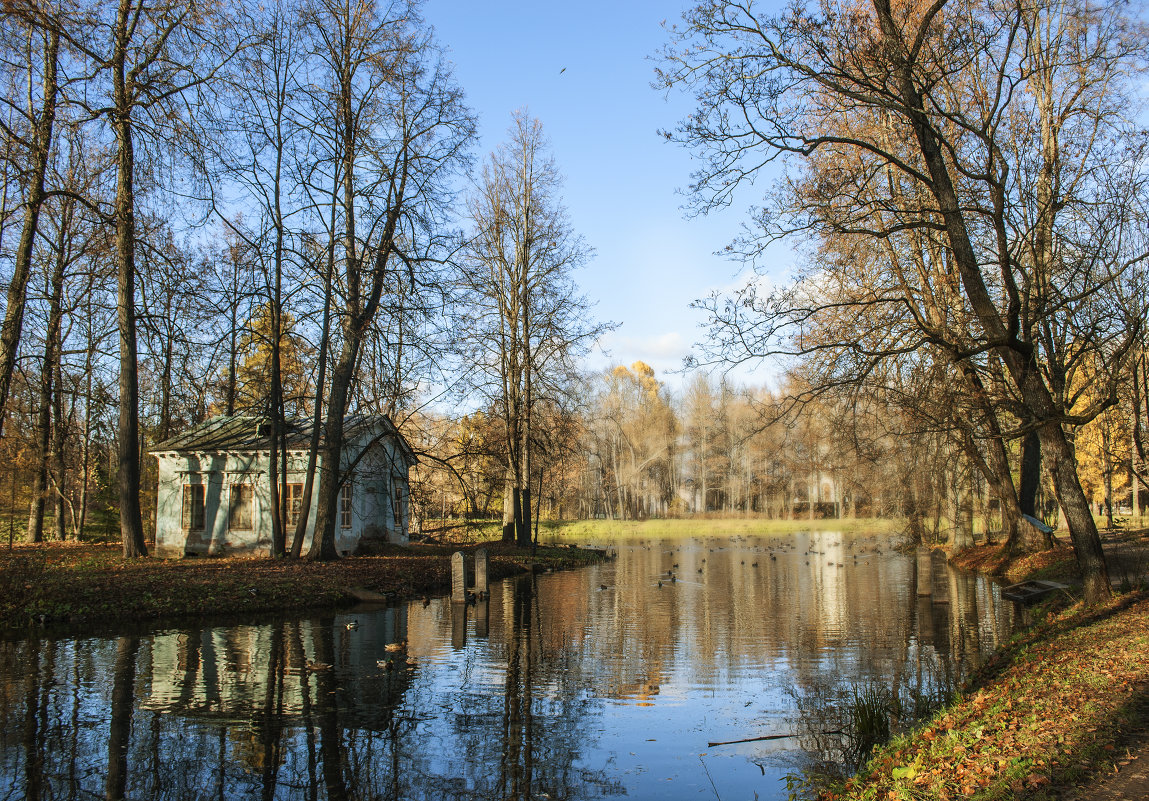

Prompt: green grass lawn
[
  {"left": 422, "top": 516, "right": 901, "bottom": 544},
  {"left": 423, "top": 516, "right": 901, "bottom": 543},
  {"left": 540, "top": 517, "right": 901, "bottom": 541}
]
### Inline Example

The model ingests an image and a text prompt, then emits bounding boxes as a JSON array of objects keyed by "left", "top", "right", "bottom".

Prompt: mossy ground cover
[
  {"left": 0, "top": 540, "right": 605, "bottom": 634},
  {"left": 824, "top": 591, "right": 1149, "bottom": 801}
]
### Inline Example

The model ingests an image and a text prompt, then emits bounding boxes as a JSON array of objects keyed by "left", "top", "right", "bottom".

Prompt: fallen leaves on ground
[{"left": 0, "top": 540, "right": 604, "bottom": 632}]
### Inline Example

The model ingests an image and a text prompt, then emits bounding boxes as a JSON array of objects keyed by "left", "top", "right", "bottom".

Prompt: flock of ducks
[
  {"left": 303, "top": 621, "right": 410, "bottom": 673},
  {"left": 643, "top": 534, "right": 889, "bottom": 586}
]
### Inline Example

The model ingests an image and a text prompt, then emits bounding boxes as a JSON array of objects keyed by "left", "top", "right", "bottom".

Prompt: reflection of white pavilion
[{"left": 142, "top": 609, "right": 409, "bottom": 723}]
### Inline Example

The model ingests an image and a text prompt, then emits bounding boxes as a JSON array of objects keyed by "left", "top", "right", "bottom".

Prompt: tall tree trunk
[
  {"left": 0, "top": 24, "right": 57, "bottom": 437},
  {"left": 310, "top": 342, "right": 356, "bottom": 561},
  {"left": 877, "top": 6, "right": 1110, "bottom": 601},
  {"left": 51, "top": 344, "right": 66, "bottom": 541},
  {"left": 26, "top": 355, "right": 52, "bottom": 543},
  {"left": 112, "top": 1, "right": 148, "bottom": 558},
  {"left": 225, "top": 244, "right": 240, "bottom": 417},
  {"left": 26, "top": 213, "right": 67, "bottom": 542},
  {"left": 267, "top": 79, "right": 289, "bottom": 559},
  {"left": 517, "top": 248, "right": 532, "bottom": 547},
  {"left": 291, "top": 194, "right": 336, "bottom": 558},
  {"left": 76, "top": 295, "right": 96, "bottom": 540},
  {"left": 1041, "top": 420, "right": 1110, "bottom": 601},
  {"left": 268, "top": 292, "right": 285, "bottom": 558},
  {"left": 1018, "top": 430, "right": 1041, "bottom": 517},
  {"left": 501, "top": 478, "right": 515, "bottom": 542}
]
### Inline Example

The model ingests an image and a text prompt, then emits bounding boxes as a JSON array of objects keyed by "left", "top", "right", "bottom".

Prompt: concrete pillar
[
  {"left": 475, "top": 548, "right": 489, "bottom": 593},
  {"left": 451, "top": 551, "right": 467, "bottom": 603}
]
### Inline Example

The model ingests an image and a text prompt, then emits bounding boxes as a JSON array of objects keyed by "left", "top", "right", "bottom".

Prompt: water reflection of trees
[
  {"left": 404, "top": 576, "right": 623, "bottom": 800},
  {"left": 0, "top": 537, "right": 1015, "bottom": 800},
  {"left": 787, "top": 548, "right": 1015, "bottom": 784},
  {"left": 0, "top": 613, "right": 414, "bottom": 799},
  {"left": 0, "top": 591, "right": 622, "bottom": 800}
]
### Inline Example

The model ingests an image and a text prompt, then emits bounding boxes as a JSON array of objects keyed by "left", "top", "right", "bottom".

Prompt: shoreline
[
  {"left": 820, "top": 589, "right": 1149, "bottom": 800},
  {"left": 0, "top": 540, "right": 608, "bottom": 637},
  {"left": 817, "top": 532, "right": 1149, "bottom": 800}
]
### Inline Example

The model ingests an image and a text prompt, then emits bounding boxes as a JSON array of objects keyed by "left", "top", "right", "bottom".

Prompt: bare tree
[
  {"left": 661, "top": 0, "right": 1149, "bottom": 602},
  {"left": 0, "top": 1, "right": 61, "bottom": 438},
  {"left": 301, "top": 0, "right": 474, "bottom": 560},
  {"left": 206, "top": 0, "right": 310, "bottom": 557},
  {"left": 461, "top": 112, "right": 601, "bottom": 546},
  {"left": 73, "top": 0, "right": 235, "bottom": 557}
]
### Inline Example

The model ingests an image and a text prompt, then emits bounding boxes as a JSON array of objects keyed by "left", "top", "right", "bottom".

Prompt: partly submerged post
[
  {"left": 451, "top": 602, "right": 467, "bottom": 649},
  {"left": 916, "top": 547, "right": 933, "bottom": 596},
  {"left": 474, "top": 548, "right": 489, "bottom": 594},
  {"left": 451, "top": 551, "right": 467, "bottom": 603}
]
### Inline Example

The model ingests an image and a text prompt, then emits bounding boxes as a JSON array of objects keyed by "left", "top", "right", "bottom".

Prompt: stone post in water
[
  {"left": 451, "top": 551, "right": 467, "bottom": 603},
  {"left": 475, "top": 548, "right": 489, "bottom": 594}
]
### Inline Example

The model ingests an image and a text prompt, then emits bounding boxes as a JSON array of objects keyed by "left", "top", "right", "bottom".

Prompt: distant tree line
[{"left": 411, "top": 359, "right": 1144, "bottom": 548}]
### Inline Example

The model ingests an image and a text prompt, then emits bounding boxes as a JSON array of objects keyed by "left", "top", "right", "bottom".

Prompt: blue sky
[{"left": 422, "top": 0, "right": 793, "bottom": 388}]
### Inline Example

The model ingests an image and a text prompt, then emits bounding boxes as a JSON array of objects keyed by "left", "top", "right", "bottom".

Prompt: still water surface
[{"left": 1, "top": 532, "right": 1015, "bottom": 800}]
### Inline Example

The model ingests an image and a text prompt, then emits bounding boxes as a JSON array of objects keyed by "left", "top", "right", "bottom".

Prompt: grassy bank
[
  {"left": 427, "top": 516, "right": 901, "bottom": 543},
  {"left": 839, "top": 531, "right": 1149, "bottom": 800},
  {"left": 820, "top": 590, "right": 1149, "bottom": 800},
  {"left": 0, "top": 540, "right": 606, "bottom": 635}
]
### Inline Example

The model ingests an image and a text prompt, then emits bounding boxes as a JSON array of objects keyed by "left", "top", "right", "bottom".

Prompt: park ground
[{"left": 0, "top": 538, "right": 607, "bottom": 634}]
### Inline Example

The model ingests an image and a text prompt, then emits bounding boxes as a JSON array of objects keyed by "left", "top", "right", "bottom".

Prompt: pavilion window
[
  {"left": 182, "top": 484, "right": 205, "bottom": 531},
  {"left": 340, "top": 483, "right": 352, "bottom": 529},
  {"left": 286, "top": 483, "right": 304, "bottom": 527},
  {"left": 229, "top": 484, "right": 253, "bottom": 530}
]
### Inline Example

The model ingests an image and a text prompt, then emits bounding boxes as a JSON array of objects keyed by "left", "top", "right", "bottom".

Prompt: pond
[{"left": 0, "top": 531, "right": 1015, "bottom": 800}]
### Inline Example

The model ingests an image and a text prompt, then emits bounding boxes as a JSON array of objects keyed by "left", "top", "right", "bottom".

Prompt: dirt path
[
  {"left": 1102, "top": 532, "right": 1149, "bottom": 591},
  {"left": 1059, "top": 694, "right": 1149, "bottom": 801}
]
